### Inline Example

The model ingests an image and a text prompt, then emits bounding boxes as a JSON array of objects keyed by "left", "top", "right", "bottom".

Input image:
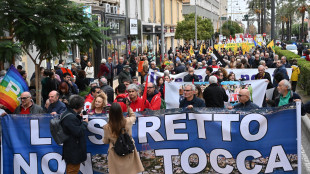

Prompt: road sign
[{"left": 221, "top": 17, "right": 227, "bottom": 20}]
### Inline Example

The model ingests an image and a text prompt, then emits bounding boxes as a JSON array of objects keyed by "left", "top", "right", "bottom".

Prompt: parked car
[{"left": 286, "top": 44, "right": 298, "bottom": 54}]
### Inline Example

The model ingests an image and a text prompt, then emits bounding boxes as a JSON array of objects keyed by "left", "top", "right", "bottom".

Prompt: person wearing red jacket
[
  {"left": 84, "top": 86, "right": 101, "bottom": 111},
  {"left": 113, "top": 84, "right": 128, "bottom": 112},
  {"left": 146, "top": 82, "right": 161, "bottom": 110},
  {"left": 127, "top": 84, "right": 152, "bottom": 112},
  {"left": 97, "top": 59, "right": 110, "bottom": 78}
]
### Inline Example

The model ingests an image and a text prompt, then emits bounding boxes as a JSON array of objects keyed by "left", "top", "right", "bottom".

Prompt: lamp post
[
  {"left": 195, "top": 0, "right": 197, "bottom": 48},
  {"left": 161, "top": 0, "right": 164, "bottom": 61}
]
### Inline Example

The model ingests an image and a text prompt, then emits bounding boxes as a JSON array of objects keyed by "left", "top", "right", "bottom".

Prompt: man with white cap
[{"left": 97, "top": 59, "right": 109, "bottom": 78}]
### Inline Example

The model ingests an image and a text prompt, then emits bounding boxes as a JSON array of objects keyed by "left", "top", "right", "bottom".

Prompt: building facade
[
  {"left": 182, "top": 0, "right": 227, "bottom": 33},
  {"left": 8, "top": 0, "right": 186, "bottom": 81}
]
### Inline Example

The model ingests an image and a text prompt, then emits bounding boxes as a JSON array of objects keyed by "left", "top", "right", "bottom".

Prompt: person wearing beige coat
[{"left": 103, "top": 103, "right": 144, "bottom": 174}]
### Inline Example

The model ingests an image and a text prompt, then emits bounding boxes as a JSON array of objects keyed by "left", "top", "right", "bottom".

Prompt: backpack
[
  {"left": 50, "top": 112, "right": 71, "bottom": 145},
  {"left": 160, "top": 98, "right": 166, "bottom": 109},
  {"left": 113, "top": 128, "right": 135, "bottom": 156}
]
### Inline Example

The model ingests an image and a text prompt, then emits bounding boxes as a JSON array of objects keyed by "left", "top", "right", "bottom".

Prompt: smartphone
[{"left": 83, "top": 115, "right": 88, "bottom": 120}]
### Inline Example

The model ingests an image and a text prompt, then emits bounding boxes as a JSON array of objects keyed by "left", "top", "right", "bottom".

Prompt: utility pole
[
  {"left": 271, "top": 0, "right": 275, "bottom": 40},
  {"left": 195, "top": 0, "right": 197, "bottom": 48},
  {"left": 161, "top": 0, "right": 164, "bottom": 61}
]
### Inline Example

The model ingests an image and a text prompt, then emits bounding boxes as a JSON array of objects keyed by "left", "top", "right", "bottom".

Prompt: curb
[{"left": 302, "top": 115, "right": 310, "bottom": 140}]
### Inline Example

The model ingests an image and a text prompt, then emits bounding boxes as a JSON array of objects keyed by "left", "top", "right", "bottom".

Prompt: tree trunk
[
  {"left": 286, "top": 20, "right": 289, "bottom": 41},
  {"left": 35, "top": 64, "right": 41, "bottom": 106},
  {"left": 282, "top": 21, "right": 284, "bottom": 41},
  {"left": 289, "top": 16, "right": 292, "bottom": 41},
  {"left": 301, "top": 13, "right": 304, "bottom": 42},
  {"left": 258, "top": 14, "right": 261, "bottom": 34}
]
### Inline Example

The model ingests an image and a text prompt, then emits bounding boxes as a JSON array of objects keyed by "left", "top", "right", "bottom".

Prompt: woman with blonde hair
[
  {"left": 88, "top": 92, "right": 108, "bottom": 114},
  {"left": 103, "top": 102, "right": 144, "bottom": 174}
]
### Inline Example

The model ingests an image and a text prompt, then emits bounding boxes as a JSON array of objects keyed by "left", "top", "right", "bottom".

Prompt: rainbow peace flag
[{"left": 0, "top": 65, "right": 29, "bottom": 112}]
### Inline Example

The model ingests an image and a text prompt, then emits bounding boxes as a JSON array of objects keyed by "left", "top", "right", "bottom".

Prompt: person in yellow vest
[{"left": 291, "top": 59, "right": 300, "bottom": 92}]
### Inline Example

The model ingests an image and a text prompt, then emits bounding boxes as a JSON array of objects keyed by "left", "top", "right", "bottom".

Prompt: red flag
[
  {"left": 60, "top": 67, "right": 73, "bottom": 77},
  {"left": 141, "top": 75, "right": 148, "bottom": 111}
]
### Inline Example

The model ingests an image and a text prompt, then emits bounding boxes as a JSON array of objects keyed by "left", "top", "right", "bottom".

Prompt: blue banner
[{"left": 2, "top": 106, "right": 298, "bottom": 173}]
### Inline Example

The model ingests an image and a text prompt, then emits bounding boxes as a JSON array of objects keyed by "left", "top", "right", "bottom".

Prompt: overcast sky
[{"left": 227, "top": 0, "right": 249, "bottom": 29}]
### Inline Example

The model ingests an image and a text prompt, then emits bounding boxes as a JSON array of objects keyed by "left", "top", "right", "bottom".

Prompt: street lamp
[{"left": 195, "top": 0, "right": 197, "bottom": 48}]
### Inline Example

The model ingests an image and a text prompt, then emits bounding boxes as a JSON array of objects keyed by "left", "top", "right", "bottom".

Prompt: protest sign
[
  {"left": 1, "top": 105, "right": 300, "bottom": 174},
  {"left": 148, "top": 68, "right": 292, "bottom": 84},
  {"left": 165, "top": 80, "right": 267, "bottom": 109}
]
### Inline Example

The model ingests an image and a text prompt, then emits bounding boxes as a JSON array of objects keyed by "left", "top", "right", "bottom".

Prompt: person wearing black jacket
[
  {"left": 61, "top": 95, "right": 88, "bottom": 174},
  {"left": 180, "top": 84, "right": 205, "bottom": 109},
  {"left": 255, "top": 65, "right": 273, "bottom": 89},
  {"left": 203, "top": 76, "right": 228, "bottom": 108},
  {"left": 255, "top": 65, "right": 273, "bottom": 107},
  {"left": 184, "top": 67, "right": 199, "bottom": 82},
  {"left": 204, "top": 67, "right": 213, "bottom": 82}
]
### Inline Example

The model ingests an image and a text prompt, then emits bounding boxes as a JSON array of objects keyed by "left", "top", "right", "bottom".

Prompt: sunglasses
[{"left": 20, "top": 97, "right": 30, "bottom": 100}]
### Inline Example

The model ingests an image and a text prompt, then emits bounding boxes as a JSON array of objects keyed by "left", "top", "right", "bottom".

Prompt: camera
[
  {"left": 82, "top": 110, "right": 88, "bottom": 119},
  {"left": 117, "top": 98, "right": 131, "bottom": 105}
]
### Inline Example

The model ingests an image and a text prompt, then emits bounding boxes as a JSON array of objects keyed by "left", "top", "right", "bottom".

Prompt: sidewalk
[
  {"left": 296, "top": 86, "right": 310, "bottom": 141},
  {"left": 296, "top": 86, "right": 310, "bottom": 118}
]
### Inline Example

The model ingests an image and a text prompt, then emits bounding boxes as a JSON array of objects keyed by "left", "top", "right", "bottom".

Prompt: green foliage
[
  {"left": 0, "top": 0, "right": 108, "bottom": 62},
  {"left": 296, "top": 58, "right": 310, "bottom": 95},
  {"left": 0, "top": 41, "right": 22, "bottom": 62},
  {"left": 175, "top": 13, "right": 213, "bottom": 41},
  {"left": 79, "top": 86, "right": 91, "bottom": 97},
  {"left": 274, "top": 46, "right": 300, "bottom": 61},
  {"left": 220, "top": 20, "right": 244, "bottom": 38},
  {"left": 302, "top": 43, "right": 310, "bottom": 47},
  {"left": 291, "top": 23, "right": 308, "bottom": 37},
  {"left": 275, "top": 45, "right": 310, "bottom": 94}
]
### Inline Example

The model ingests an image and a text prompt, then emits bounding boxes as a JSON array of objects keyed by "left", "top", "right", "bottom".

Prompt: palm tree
[{"left": 296, "top": 1, "right": 308, "bottom": 41}]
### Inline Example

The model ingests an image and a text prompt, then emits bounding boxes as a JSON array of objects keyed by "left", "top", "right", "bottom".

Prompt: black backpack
[
  {"left": 50, "top": 112, "right": 70, "bottom": 145},
  {"left": 113, "top": 128, "right": 135, "bottom": 156}
]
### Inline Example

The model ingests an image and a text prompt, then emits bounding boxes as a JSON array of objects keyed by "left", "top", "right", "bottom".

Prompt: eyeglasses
[
  {"left": 238, "top": 94, "right": 244, "bottom": 97},
  {"left": 96, "top": 92, "right": 101, "bottom": 94},
  {"left": 184, "top": 90, "right": 192, "bottom": 92},
  {"left": 20, "top": 97, "right": 30, "bottom": 100},
  {"left": 147, "top": 87, "right": 154, "bottom": 89}
]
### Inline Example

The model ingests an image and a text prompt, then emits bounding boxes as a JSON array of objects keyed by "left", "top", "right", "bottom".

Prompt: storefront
[{"left": 104, "top": 14, "right": 128, "bottom": 64}]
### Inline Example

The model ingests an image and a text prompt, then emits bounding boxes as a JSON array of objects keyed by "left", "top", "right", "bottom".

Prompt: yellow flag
[
  {"left": 242, "top": 43, "right": 247, "bottom": 55},
  {"left": 267, "top": 40, "right": 275, "bottom": 52},
  {"left": 234, "top": 44, "right": 238, "bottom": 54},
  {"left": 214, "top": 44, "right": 219, "bottom": 50},
  {"left": 190, "top": 45, "right": 194, "bottom": 56},
  {"left": 199, "top": 44, "right": 203, "bottom": 54}
]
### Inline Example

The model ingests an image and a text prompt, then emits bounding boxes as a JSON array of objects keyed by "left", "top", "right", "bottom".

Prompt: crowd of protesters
[
  {"left": 0, "top": 43, "right": 310, "bottom": 174},
  {"left": 0, "top": 43, "right": 309, "bottom": 115}
]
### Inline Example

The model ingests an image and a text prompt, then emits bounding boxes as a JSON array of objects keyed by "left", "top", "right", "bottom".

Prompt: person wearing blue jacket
[{"left": 47, "top": 90, "right": 66, "bottom": 115}]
